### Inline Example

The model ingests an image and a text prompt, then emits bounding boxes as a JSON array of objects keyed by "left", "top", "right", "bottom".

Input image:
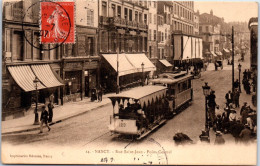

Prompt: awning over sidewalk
[
  {"left": 159, "top": 59, "right": 173, "bottom": 67},
  {"left": 223, "top": 48, "right": 230, "bottom": 53},
  {"left": 125, "top": 54, "right": 156, "bottom": 72},
  {"left": 8, "top": 64, "right": 64, "bottom": 92},
  {"left": 102, "top": 53, "right": 156, "bottom": 76},
  {"left": 210, "top": 51, "right": 217, "bottom": 57},
  {"left": 8, "top": 65, "right": 46, "bottom": 92},
  {"left": 215, "top": 51, "right": 223, "bottom": 56},
  {"left": 102, "top": 54, "right": 137, "bottom": 76},
  {"left": 31, "top": 64, "right": 64, "bottom": 88}
]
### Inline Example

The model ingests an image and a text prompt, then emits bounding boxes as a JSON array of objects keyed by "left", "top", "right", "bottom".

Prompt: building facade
[
  {"left": 147, "top": 0, "right": 158, "bottom": 64},
  {"left": 194, "top": 11, "right": 199, "bottom": 35},
  {"left": 2, "top": 0, "right": 99, "bottom": 120}
]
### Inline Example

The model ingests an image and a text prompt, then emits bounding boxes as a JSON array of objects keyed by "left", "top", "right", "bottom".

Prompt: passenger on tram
[{"left": 118, "top": 104, "right": 125, "bottom": 118}]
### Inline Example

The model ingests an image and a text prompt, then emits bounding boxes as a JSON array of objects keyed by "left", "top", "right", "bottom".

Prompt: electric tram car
[{"left": 107, "top": 71, "right": 193, "bottom": 139}]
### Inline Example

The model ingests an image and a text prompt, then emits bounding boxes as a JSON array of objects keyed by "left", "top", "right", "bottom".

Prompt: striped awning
[
  {"left": 159, "top": 59, "right": 173, "bottom": 67},
  {"left": 31, "top": 64, "right": 64, "bottom": 88},
  {"left": 8, "top": 65, "right": 46, "bottom": 92},
  {"left": 8, "top": 64, "right": 63, "bottom": 92}
]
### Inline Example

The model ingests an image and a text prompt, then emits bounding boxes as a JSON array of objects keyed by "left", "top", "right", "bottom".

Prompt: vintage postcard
[{"left": 1, "top": 0, "right": 258, "bottom": 165}]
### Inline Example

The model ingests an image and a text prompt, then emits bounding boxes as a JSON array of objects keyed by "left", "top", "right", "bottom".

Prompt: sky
[{"left": 194, "top": 1, "right": 258, "bottom": 23}]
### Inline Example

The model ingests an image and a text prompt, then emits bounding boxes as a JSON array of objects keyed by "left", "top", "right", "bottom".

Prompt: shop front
[
  {"left": 3, "top": 64, "right": 64, "bottom": 120},
  {"left": 62, "top": 58, "right": 99, "bottom": 102}
]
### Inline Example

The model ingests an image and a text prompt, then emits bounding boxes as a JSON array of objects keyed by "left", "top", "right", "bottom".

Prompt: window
[
  {"left": 33, "top": 32, "right": 40, "bottom": 60},
  {"left": 135, "top": 11, "right": 138, "bottom": 22},
  {"left": 102, "top": 1, "right": 107, "bottom": 17},
  {"left": 154, "top": 1, "right": 156, "bottom": 8},
  {"left": 199, "top": 26, "right": 202, "bottom": 32},
  {"left": 162, "top": 49, "right": 164, "bottom": 59},
  {"left": 112, "top": 4, "right": 116, "bottom": 17},
  {"left": 139, "top": 12, "right": 142, "bottom": 22},
  {"left": 88, "top": 37, "right": 94, "bottom": 56},
  {"left": 165, "top": 29, "right": 167, "bottom": 39},
  {"left": 117, "top": 6, "right": 121, "bottom": 17},
  {"left": 206, "top": 26, "right": 209, "bottom": 32},
  {"left": 154, "top": 30, "right": 156, "bottom": 40},
  {"left": 124, "top": 8, "right": 128, "bottom": 20},
  {"left": 87, "top": 9, "right": 94, "bottom": 26},
  {"left": 144, "top": 14, "right": 147, "bottom": 24},
  {"left": 149, "top": 13, "right": 152, "bottom": 23},
  {"left": 12, "top": 31, "right": 24, "bottom": 61},
  {"left": 129, "top": 9, "right": 132, "bottom": 21}
]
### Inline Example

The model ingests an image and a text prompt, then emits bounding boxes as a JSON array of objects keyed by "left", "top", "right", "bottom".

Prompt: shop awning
[
  {"left": 210, "top": 51, "right": 217, "bottom": 57},
  {"left": 215, "top": 51, "right": 223, "bottom": 56},
  {"left": 223, "top": 48, "right": 230, "bottom": 53},
  {"left": 31, "top": 64, "right": 64, "bottom": 88},
  {"left": 159, "top": 59, "right": 173, "bottom": 67},
  {"left": 102, "top": 54, "right": 137, "bottom": 76},
  {"left": 125, "top": 54, "right": 156, "bottom": 72},
  {"left": 8, "top": 65, "right": 46, "bottom": 92}
]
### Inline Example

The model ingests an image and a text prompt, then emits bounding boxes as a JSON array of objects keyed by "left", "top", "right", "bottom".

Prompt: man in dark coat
[
  {"left": 240, "top": 102, "right": 247, "bottom": 115},
  {"left": 225, "top": 91, "right": 233, "bottom": 105},
  {"left": 39, "top": 106, "right": 51, "bottom": 133},
  {"left": 233, "top": 89, "right": 240, "bottom": 108}
]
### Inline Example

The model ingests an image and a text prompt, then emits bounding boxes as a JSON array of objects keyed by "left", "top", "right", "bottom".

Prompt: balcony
[
  {"left": 138, "top": 22, "right": 148, "bottom": 31},
  {"left": 99, "top": 16, "right": 109, "bottom": 26}
]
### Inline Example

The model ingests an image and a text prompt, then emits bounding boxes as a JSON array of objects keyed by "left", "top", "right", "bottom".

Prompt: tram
[
  {"left": 107, "top": 71, "right": 193, "bottom": 139},
  {"left": 108, "top": 85, "right": 168, "bottom": 139},
  {"left": 150, "top": 71, "right": 193, "bottom": 116}
]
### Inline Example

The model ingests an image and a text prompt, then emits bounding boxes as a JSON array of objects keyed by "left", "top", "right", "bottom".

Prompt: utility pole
[
  {"left": 116, "top": 46, "right": 119, "bottom": 94},
  {"left": 232, "top": 26, "right": 234, "bottom": 94}
]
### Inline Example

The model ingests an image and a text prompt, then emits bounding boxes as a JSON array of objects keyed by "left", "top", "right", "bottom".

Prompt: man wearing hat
[
  {"left": 240, "top": 102, "right": 247, "bottom": 115},
  {"left": 225, "top": 90, "right": 233, "bottom": 106},
  {"left": 39, "top": 105, "right": 51, "bottom": 133},
  {"left": 214, "top": 131, "right": 225, "bottom": 145}
]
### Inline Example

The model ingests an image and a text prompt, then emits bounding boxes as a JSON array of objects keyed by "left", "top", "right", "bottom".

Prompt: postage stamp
[{"left": 40, "top": 1, "right": 75, "bottom": 44}]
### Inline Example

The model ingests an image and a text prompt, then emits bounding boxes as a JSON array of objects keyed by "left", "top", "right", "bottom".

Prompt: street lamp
[
  {"left": 238, "top": 63, "right": 242, "bottom": 92},
  {"left": 202, "top": 82, "right": 211, "bottom": 130},
  {"left": 33, "top": 76, "right": 40, "bottom": 125},
  {"left": 141, "top": 62, "right": 144, "bottom": 86}
]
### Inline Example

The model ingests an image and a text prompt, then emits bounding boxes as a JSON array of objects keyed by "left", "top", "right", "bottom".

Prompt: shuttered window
[{"left": 87, "top": 9, "right": 94, "bottom": 26}]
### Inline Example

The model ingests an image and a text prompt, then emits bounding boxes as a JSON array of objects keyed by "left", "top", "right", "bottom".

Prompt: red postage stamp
[{"left": 40, "top": 1, "right": 75, "bottom": 44}]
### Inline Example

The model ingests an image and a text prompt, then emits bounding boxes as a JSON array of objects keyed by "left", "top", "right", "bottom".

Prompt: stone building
[{"left": 2, "top": 0, "right": 99, "bottom": 120}]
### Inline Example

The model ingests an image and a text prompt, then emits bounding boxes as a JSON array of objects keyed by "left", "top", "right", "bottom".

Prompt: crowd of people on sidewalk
[{"left": 204, "top": 68, "right": 257, "bottom": 145}]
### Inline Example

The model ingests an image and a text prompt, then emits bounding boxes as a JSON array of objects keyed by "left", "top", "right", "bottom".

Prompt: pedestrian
[
  {"left": 239, "top": 124, "right": 252, "bottom": 144},
  {"left": 48, "top": 102, "right": 54, "bottom": 123},
  {"left": 230, "top": 120, "right": 244, "bottom": 143},
  {"left": 243, "top": 69, "right": 247, "bottom": 79},
  {"left": 247, "top": 69, "right": 251, "bottom": 80},
  {"left": 214, "top": 131, "right": 225, "bottom": 145},
  {"left": 241, "top": 106, "right": 249, "bottom": 125},
  {"left": 49, "top": 93, "right": 54, "bottom": 104},
  {"left": 208, "top": 90, "right": 217, "bottom": 127},
  {"left": 233, "top": 89, "right": 240, "bottom": 108},
  {"left": 234, "top": 79, "right": 239, "bottom": 89},
  {"left": 39, "top": 105, "right": 51, "bottom": 133},
  {"left": 98, "top": 85, "right": 103, "bottom": 102},
  {"left": 240, "top": 102, "right": 247, "bottom": 116},
  {"left": 225, "top": 90, "right": 233, "bottom": 105},
  {"left": 244, "top": 80, "right": 251, "bottom": 94}
]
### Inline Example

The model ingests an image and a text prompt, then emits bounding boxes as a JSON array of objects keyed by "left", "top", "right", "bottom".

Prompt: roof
[
  {"left": 248, "top": 17, "right": 258, "bottom": 29},
  {"left": 108, "top": 85, "right": 167, "bottom": 108},
  {"left": 150, "top": 74, "right": 193, "bottom": 85},
  {"left": 108, "top": 85, "right": 167, "bottom": 100}
]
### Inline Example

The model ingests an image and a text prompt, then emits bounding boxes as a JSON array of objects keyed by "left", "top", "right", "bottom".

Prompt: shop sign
[
  {"left": 64, "top": 62, "right": 82, "bottom": 69},
  {"left": 84, "top": 61, "right": 98, "bottom": 69}
]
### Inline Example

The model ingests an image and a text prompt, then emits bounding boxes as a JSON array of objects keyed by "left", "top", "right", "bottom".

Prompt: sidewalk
[{"left": 2, "top": 94, "right": 112, "bottom": 135}]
